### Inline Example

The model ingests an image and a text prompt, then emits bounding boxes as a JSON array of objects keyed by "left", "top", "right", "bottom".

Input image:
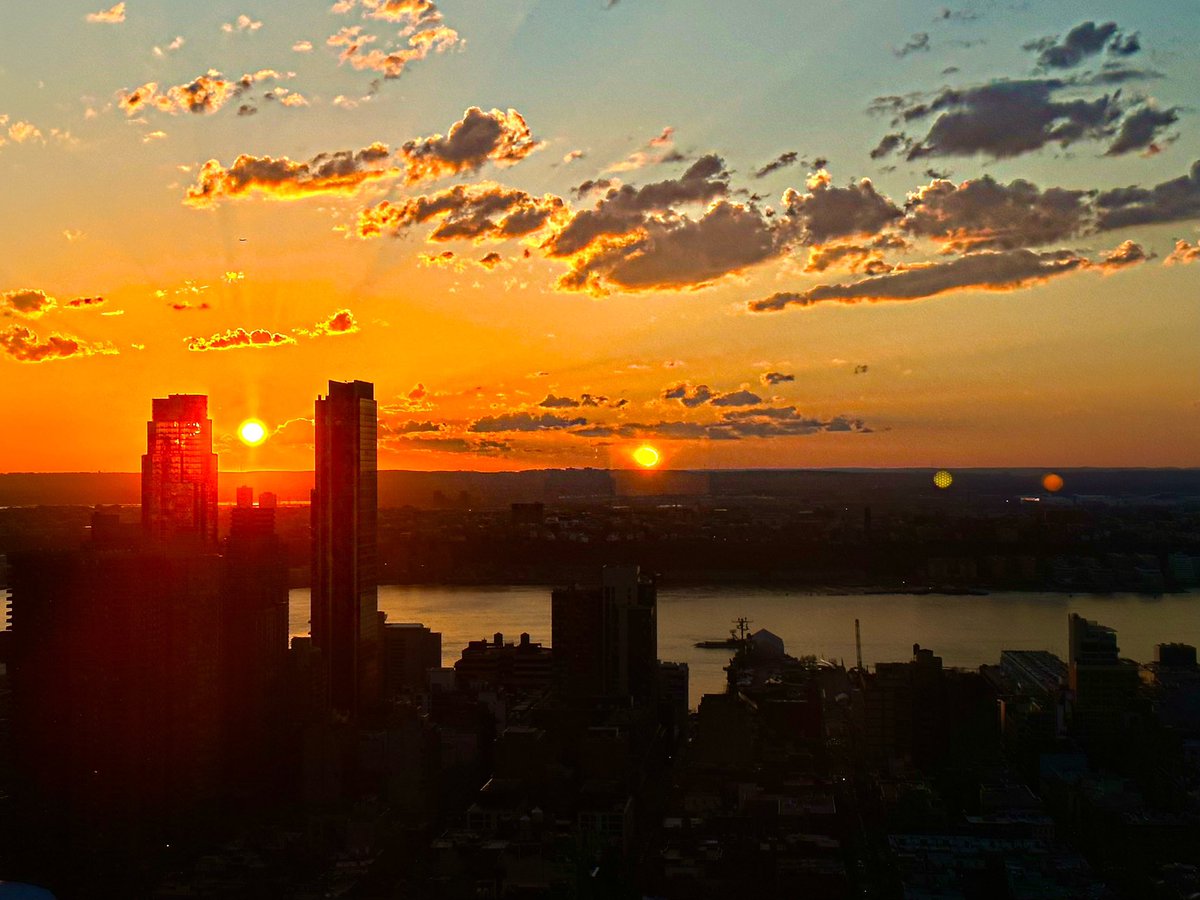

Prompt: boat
[{"left": 694, "top": 616, "right": 752, "bottom": 649}]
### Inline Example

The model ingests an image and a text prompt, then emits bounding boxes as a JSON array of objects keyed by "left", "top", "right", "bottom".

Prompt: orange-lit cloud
[
  {"left": 2, "top": 289, "right": 56, "bottom": 318},
  {"left": 301, "top": 308, "right": 360, "bottom": 337},
  {"left": 780, "top": 169, "right": 901, "bottom": 245},
  {"left": 184, "top": 143, "right": 395, "bottom": 207},
  {"left": 119, "top": 70, "right": 284, "bottom": 117},
  {"left": 749, "top": 248, "right": 1092, "bottom": 312},
  {"left": 64, "top": 296, "right": 107, "bottom": 309},
  {"left": 326, "top": 18, "right": 458, "bottom": 80},
  {"left": 85, "top": 3, "right": 125, "bottom": 24},
  {"left": 7, "top": 121, "right": 44, "bottom": 144},
  {"left": 186, "top": 327, "right": 296, "bottom": 351},
  {"left": 0, "top": 325, "right": 117, "bottom": 363},
  {"left": 606, "top": 126, "right": 681, "bottom": 173},
  {"left": 1164, "top": 238, "right": 1200, "bottom": 265},
  {"left": 399, "top": 108, "right": 540, "bottom": 185},
  {"left": 1097, "top": 239, "right": 1151, "bottom": 270},
  {"left": 663, "top": 383, "right": 763, "bottom": 408},
  {"left": 355, "top": 182, "right": 564, "bottom": 241},
  {"left": 221, "top": 14, "right": 263, "bottom": 33}
]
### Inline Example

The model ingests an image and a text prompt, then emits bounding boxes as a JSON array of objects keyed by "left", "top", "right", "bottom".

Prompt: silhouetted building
[
  {"left": 222, "top": 488, "right": 289, "bottom": 800},
  {"left": 1001, "top": 650, "right": 1067, "bottom": 702},
  {"left": 8, "top": 546, "right": 224, "bottom": 840},
  {"left": 141, "top": 394, "right": 218, "bottom": 547},
  {"left": 383, "top": 621, "right": 442, "bottom": 696},
  {"left": 311, "top": 379, "right": 380, "bottom": 722},
  {"left": 454, "top": 631, "right": 553, "bottom": 693},
  {"left": 1156, "top": 643, "right": 1198, "bottom": 670},
  {"left": 1067, "top": 614, "right": 1140, "bottom": 739},
  {"left": 551, "top": 565, "right": 657, "bottom": 701}
]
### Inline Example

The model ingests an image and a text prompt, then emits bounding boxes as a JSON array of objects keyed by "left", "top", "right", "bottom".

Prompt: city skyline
[{"left": 1, "top": 1, "right": 1198, "bottom": 473}]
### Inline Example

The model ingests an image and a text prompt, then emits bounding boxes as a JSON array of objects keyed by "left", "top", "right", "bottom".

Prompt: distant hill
[{"left": 1, "top": 468, "right": 1197, "bottom": 509}]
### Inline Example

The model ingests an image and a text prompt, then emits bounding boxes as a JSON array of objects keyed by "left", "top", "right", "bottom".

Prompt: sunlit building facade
[
  {"left": 140, "top": 394, "right": 218, "bottom": 547},
  {"left": 311, "top": 379, "right": 380, "bottom": 722}
]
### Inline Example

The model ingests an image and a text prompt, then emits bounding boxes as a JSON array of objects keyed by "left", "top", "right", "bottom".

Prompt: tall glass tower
[
  {"left": 141, "top": 394, "right": 218, "bottom": 546},
  {"left": 311, "top": 380, "right": 380, "bottom": 721}
]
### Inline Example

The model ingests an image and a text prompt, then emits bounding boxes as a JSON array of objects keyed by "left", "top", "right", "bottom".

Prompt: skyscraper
[
  {"left": 141, "top": 394, "right": 218, "bottom": 546},
  {"left": 311, "top": 380, "right": 380, "bottom": 721},
  {"left": 552, "top": 564, "right": 658, "bottom": 701}
]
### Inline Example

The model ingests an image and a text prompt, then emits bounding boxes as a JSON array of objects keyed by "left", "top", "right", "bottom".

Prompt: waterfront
[{"left": 288, "top": 585, "right": 1200, "bottom": 708}]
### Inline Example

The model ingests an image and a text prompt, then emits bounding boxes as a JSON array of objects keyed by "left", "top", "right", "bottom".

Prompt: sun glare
[
  {"left": 633, "top": 445, "right": 660, "bottom": 468},
  {"left": 238, "top": 419, "right": 267, "bottom": 447}
]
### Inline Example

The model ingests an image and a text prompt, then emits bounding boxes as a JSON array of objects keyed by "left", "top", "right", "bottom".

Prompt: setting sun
[
  {"left": 633, "top": 445, "right": 660, "bottom": 468},
  {"left": 238, "top": 419, "right": 268, "bottom": 447}
]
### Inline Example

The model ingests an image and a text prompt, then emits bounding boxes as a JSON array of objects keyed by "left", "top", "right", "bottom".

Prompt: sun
[
  {"left": 633, "top": 445, "right": 660, "bottom": 468},
  {"left": 238, "top": 419, "right": 268, "bottom": 447}
]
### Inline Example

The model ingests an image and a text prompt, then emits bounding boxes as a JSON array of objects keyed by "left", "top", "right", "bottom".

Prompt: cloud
[
  {"left": 387, "top": 435, "right": 511, "bottom": 455},
  {"left": 538, "top": 393, "right": 625, "bottom": 409},
  {"left": 663, "top": 383, "right": 762, "bottom": 408},
  {"left": 85, "top": 3, "right": 125, "bottom": 24},
  {"left": 760, "top": 371, "right": 794, "bottom": 385},
  {"left": 754, "top": 151, "right": 800, "bottom": 178},
  {"left": 398, "top": 108, "right": 540, "bottom": 185},
  {"left": 1095, "top": 160, "right": 1200, "bottom": 230},
  {"left": 563, "top": 149, "right": 585, "bottom": 164},
  {"left": 780, "top": 169, "right": 902, "bottom": 245},
  {"left": 479, "top": 251, "right": 503, "bottom": 269},
  {"left": 325, "top": 7, "right": 459, "bottom": 81},
  {"left": 222, "top": 14, "right": 263, "bottom": 33},
  {"left": 1025, "top": 21, "right": 1138, "bottom": 70},
  {"left": 2, "top": 289, "right": 56, "bottom": 318},
  {"left": 556, "top": 200, "right": 780, "bottom": 295},
  {"left": 606, "top": 126, "right": 681, "bottom": 173},
  {"left": 1164, "top": 239, "right": 1200, "bottom": 266},
  {"left": 292, "top": 39, "right": 313, "bottom": 52},
  {"left": 382, "top": 418, "right": 442, "bottom": 435},
  {"left": 119, "top": 70, "right": 284, "bottom": 116},
  {"left": 153, "top": 36, "right": 185, "bottom": 56},
  {"left": 0, "top": 325, "right": 117, "bottom": 363},
  {"left": 804, "top": 236, "right": 904, "bottom": 274},
  {"left": 895, "top": 33, "right": 931, "bottom": 58},
  {"left": 873, "top": 78, "right": 1171, "bottom": 160},
  {"left": 186, "top": 327, "right": 296, "bottom": 351},
  {"left": 576, "top": 407, "right": 871, "bottom": 441},
  {"left": 1097, "top": 239, "right": 1150, "bottom": 270},
  {"left": 1105, "top": 104, "right": 1178, "bottom": 156},
  {"left": 355, "top": 182, "right": 564, "bottom": 241},
  {"left": 185, "top": 143, "right": 395, "bottom": 207},
  {"left": 64, "top": 296, "right": 107, "bottom": 309},
  {"left": 469, "top": 411, "right": 587, "bottom": 432},
  {"left": 902, "top": 175, "right": 1091, "bottom": 252},
  {"left": 301, "top": 308, "right": 359, "bottom": 336},
  {"left": 749, "top": 248, "right": 1091, "bottom": 311},
  {"left": 8, "top": 121, "right": 44, "bottom": 144}
]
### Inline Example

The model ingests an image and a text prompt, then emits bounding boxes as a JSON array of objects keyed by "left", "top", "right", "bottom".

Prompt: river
[{"left": 287, "top": 586, "right": 1200, "bottom": 709}]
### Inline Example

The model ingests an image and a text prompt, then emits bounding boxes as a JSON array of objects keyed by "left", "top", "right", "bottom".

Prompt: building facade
[{"left": 141, "top": 394, "right": 218, "bottom": 546}]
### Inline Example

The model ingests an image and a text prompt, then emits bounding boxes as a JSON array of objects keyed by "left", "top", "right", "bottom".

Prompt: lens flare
[
  {"left": 1042, "top": 472, "right": 1064, "bottom": 492},
  {"left": 238, "top": 419, "right": 267, "bottom": 447},
  {"left": 633, "top": 445, "right": 660, "bottom": 468},
  {"left": 933, "top": 469, "right": 953, "bottom": 489}
]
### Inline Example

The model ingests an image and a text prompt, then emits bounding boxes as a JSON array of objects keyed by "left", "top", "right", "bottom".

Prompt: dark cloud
[
  {"left": 356, "top": 182, "right": 564, "bottom": 241},
  {"left": 760, "top": 371, "right": 794, "bottom": 385},
  {"left": 663, "top": 383, "right": 762, "bottom": 408},
  {"left": 749, "top": 248, "right": 1091, "bottom": 312},
  {"left": 479, "top": 251, "right": 503, "bottom": 268},
  {"left": 571, "top": 178, "right": 614, "bottom": 198},
  {"left": 0, "top": 325, "right": 116, "bottom": 363},
  {"left": 555, "top": 200, "right": 780, "bottom": 294},
  {"left": 902, "top": 175, "right": 1092, "bottom": 252},
  {"left": 871, "top": 133, "right": 911, "bottom": 160},
  {"left": 545, "top": 154, "right": 730, "bottom": 258},
  {"left": 186, "top": 327, "right": 296, "bottom": 351},
  {"left": 1025, "top": 21, "right": 1137, "bottom": 70},
  {"left": 469, "top": 411, "right": 587, "bottom": 432},
  {"left": 1095, "top": 160, "right": 1200, "bottom": 230},
  {"left": 754, "top": 151, "right": 799, "bottom": 178},
  {"left": 64, "top": 296, "right": 107, "bottom": 309},
  {"left": 1105, "top": 104, "right": 1178, "bottom": 156},
  {"left": 538, "top": 393, "right": 624, "bottom": 409},
  {"left": 780, "top": 170, "right": 902, "bottom": 245},
  {"left": 894, "top": 79, "right": 1128, "bottom": 160},
  {"left": 575, "top": 407, "right": 870, "bottom": 441},
  {"left": 895, "top": 33, "right": 931, "bottom": 58},
  {"left": 185, "top": 143, "right": 394, "bottom": 207},
  {"left": 389, "top": 435, "right": 511, "bottom": 454},
  {"left": 382, "top": 419, "right": 443, "bottom": 435},
  {"left": 399, "top": 107, "right": 540, "bottom": 185},
  {"left": 2, "top": 289, "right": 56, "bottom": 318},
  {"left": 539, "top": 394, "right": 579, "bottom": 408}
]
